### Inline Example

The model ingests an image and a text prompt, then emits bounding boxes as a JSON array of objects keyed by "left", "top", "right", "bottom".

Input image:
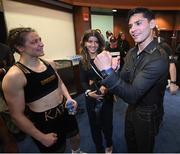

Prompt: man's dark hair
[{"left": 127, "top": 7, "right": 155, "bottom": 22}]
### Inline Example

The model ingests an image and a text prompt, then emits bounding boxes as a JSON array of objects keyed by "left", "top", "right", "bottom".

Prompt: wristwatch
[
  {"left": 101, "top": 67, "right": 113, "bottom": 78},
  {"left": 170, "top": 80, "right": 176, "bottom": 84}
]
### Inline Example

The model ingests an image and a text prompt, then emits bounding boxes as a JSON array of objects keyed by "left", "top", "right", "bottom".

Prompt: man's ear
[{"left": 150, "top": 19, "right": 156, "bottom": 29}]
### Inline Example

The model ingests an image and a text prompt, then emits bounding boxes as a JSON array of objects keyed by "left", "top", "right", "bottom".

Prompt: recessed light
[{"left": 112, "top": 9, "right": 117, "bottom": 12}]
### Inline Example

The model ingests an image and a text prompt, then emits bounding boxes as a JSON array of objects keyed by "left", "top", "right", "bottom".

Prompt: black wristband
[{"left": 170, "top": 80, "right": 176, "bottom": 84}]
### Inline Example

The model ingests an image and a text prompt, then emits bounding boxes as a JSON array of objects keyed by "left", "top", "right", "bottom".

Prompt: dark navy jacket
[{"left": 102, "top": 39, "right": 168, "bottom": 107}]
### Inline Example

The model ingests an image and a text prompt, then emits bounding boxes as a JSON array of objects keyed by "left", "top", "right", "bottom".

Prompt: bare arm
[
  {"left": 2, "top": 67, "right": 57, "bottom": 147},
  {"left": 59, "top": 76, "right": 78, "bottom": 109},
  {"left": 169, "top": 63, "right": 179, "bottom": 94},
  {"left": 169, "top": 63, "right": 177, "bottom": 82}
]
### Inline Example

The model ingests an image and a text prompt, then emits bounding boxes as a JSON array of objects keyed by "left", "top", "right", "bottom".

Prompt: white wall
[
  {"left": 2, "top": 0, "right": 76, "bottom": 61},
  {"left": 91, "top": 14, "right": 113, "bottom": 41}
]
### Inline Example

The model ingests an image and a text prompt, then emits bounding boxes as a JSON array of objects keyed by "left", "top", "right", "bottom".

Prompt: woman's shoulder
[
  {"left": 3, "top": 65, "right": 26, "bottom": 88},
  {"left": 7, "top": 65, "right": 24, "bottom": 77}
]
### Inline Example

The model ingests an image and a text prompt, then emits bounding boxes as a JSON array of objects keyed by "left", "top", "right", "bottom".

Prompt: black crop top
[{"left": 15, "top": 59, "right": 59, "bottom": 103}]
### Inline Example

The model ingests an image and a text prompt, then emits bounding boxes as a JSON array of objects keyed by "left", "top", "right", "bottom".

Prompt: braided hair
[{"left": 7, "top": 27, "right": 35, "bottom": 53}]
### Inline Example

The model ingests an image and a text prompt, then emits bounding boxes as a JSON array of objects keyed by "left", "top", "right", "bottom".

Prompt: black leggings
[{"left": 86, "top": 95, "right": 113, "bottom": 152}]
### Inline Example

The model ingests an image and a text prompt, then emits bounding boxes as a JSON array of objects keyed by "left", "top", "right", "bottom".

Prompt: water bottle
[{"left": 66, "top": 100, "right": 76, "bottom": 115}]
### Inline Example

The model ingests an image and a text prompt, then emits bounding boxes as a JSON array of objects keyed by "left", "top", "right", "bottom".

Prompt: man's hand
[
  {"left": 169, "top": 83, "right": 179, "bottom": 95},
  {"left": 88, "top": 90, "right": 103, "bottom": 101},
  {"left": 94, "top": 51, "right": 112, "bottom": 71},
  {"left": 112, "top": 56, "right": 120, "bottom": 71}
]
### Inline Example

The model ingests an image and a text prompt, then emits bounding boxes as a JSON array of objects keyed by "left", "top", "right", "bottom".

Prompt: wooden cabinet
[{"left": 55, "top": 60, "right": 82, "bottom": 97}]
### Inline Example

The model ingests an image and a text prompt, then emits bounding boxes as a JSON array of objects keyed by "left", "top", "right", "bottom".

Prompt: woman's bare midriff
[{"left": 27, "top": 88, "right": 64, "bottom": 112}]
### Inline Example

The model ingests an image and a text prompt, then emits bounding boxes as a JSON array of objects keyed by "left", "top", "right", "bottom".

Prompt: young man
[
  {"left": 2, "top": 27, "right": 81, "bottom": 153},
  {"left": 94, "top": 8, "right": 169, "bottom": 152}
]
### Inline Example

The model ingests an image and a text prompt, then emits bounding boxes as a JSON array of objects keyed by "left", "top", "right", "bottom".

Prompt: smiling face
[
  {"left": 80, "top": 29, "right": 105, "bottom": 62},
  {"left": 128, "top": 13, "right": 155, "bottom": 47},
  {"left": 85, "top": 36, "right": 99, "bottom": 56}
]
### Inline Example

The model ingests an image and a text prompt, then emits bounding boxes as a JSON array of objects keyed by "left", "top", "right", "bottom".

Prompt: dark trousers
[
  {"left": 86, "top": 96, "right": 113, "bottom": 153},
  {"left": 125, "top": 104, "right": 162, "bottom": 153}
]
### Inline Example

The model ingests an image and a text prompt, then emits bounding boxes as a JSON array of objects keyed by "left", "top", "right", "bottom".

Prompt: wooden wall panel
[
  {"left": 61, "top": 0, "right": 180, "bottom": 10},
  {"left": 155, "top": 13, "right": 174, "bottom": 30},
  {"left": 175, "top": 12, "right": 180, "bottom": 30},
  {"left": 73, "top": 6, "right": 91, "bottom": 53}
]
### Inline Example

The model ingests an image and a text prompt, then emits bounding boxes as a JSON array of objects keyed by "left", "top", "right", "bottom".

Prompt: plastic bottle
[{"left": 66, "top": 101, "right": 76, "bottom": 115}]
